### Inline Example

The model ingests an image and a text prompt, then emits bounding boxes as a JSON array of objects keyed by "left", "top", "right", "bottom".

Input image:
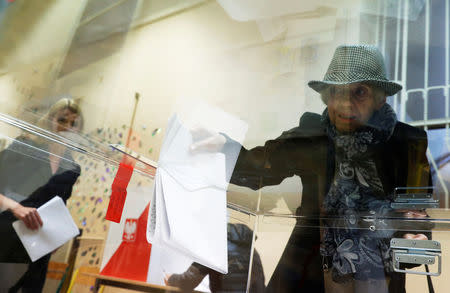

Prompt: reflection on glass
[
  {"left": 191, "top": 45, "right": 432, "bottom": 292},
  {"left": 0, "top": 98, "right": 82, "bottom": 292},
  {"left": 427, "top": 128, "right": 450, "bottom": 208},
  {"left": 1, "top": 0, "right": 450, "bottom": 292},
  {"left": 166, "top": 223, "right": 265, "bottom": 293}
]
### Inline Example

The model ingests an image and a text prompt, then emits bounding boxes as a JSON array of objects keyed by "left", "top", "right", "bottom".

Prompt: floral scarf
[{"left": 320, "top": 103, "right": 398, "bottom": 282}]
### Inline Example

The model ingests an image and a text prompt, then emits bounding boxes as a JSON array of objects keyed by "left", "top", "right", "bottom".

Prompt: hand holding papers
[
  {"left": 148, "top": 115, "right": 228, "bottom": 273},
  {"left": 147, "top": 104, "right": 247, "bottom": 274},
  {"left": 9, "top": 204, "right": 43, "bottom": 230},
  {"left": 12, "top": 196, "right": 79, "bottom": 262}
]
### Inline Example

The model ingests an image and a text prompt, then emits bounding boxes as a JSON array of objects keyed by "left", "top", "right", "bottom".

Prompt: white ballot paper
[
  {"left": 12, "top": 196, "right": 79, "bottom": 262},
  {"left": 147, "top": 109, "right": 247, "bottom": 274}
]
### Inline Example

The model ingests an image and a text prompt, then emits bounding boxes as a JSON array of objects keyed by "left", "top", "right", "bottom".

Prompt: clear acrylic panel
[{"left": 1, "top": 0, "right": 450, "bottom": 292}]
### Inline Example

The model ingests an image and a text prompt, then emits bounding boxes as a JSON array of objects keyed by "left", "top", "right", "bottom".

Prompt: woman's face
[
  {"left": 326, "top": 83, "right": 386, "bottom": 132},
  {"left": 51, "top": 108, "right": 80, "bottom": 133}
]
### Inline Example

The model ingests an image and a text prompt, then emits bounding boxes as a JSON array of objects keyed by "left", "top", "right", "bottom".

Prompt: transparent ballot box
[
  {"left": 207, "top": 190, "right": 450, "bottom": 293},
  {"left": 0, "top": 110, "right": 155, "bottom": 292},
  {"left": 157, "top": 204, "right": 260, "bottom": 293},
  {"left": 241, "top": 196, "right": 450, "bottom": 293}
]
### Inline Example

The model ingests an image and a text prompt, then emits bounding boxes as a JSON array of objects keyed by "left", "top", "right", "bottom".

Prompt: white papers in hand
[
  {"left": 12, "top": 196, "right": 79, "bottom": 262},
  {"left": 147, "top": 113, "right": 235, "bottom": 274}
]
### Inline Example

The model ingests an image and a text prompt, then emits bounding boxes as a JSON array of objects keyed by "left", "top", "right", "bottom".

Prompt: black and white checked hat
[{"left": 308, "top": 45, "right": 402, "bottom": 96}]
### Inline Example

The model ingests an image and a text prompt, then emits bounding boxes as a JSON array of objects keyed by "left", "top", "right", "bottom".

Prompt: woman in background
[{"left": 0, "top": 98, "right": 83, "bottom": 293}]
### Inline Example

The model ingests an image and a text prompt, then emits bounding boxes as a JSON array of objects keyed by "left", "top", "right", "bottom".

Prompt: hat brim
[{"left": 308, "top": 79, "right": 402, "bottom": 96}]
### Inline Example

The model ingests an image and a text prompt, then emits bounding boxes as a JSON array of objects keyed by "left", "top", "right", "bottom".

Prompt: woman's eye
[
  {"left": 57, "top": 117, "right": 67, "bottom": 123},
  {"left": 354, "top": 86, "right": 368, "bottom": 99}
]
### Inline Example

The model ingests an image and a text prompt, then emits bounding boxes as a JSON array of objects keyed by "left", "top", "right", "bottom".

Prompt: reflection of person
[
  {"left": 165, "top": 223, "right": 265, "bottom": 292},
  {"left": 0, "top": 98, "right": 83, "bottom": 293},
  {"left": 191, "top": 45, "right": 431, "bottom": 293}
]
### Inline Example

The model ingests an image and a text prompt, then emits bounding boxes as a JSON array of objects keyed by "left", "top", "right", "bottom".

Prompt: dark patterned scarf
[{"left": 320, "top": 103, "right": 398, "bottom": 282}]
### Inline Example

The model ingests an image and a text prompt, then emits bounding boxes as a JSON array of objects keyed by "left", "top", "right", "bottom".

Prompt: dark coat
[
  {"left": 226, "top": 112, "right": 431, "bottom": 293},
  {"left": 0, "top": 137, "right": 81, "bottom": 263},
  {"left": 0, "top": 137, "right": 81, "bottom": 292}
]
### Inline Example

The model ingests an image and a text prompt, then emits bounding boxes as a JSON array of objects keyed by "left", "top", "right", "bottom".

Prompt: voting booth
[{"left": 1, "top": 1, "right": 450, "bottom": 293}]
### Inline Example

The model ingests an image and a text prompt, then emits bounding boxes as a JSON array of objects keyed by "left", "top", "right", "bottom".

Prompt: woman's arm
[
  {"left": 190, "top": 113, "right": 325, "bottom": 191},
  {"left": 0, "top": 193, "right": 43, "bottom": 230}
]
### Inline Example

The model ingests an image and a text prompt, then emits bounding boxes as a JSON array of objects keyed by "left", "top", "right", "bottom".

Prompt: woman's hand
[
  {"left": 403, "top": 233, "right": 428, "bottom": 240},
  {"left": 399, "top": 210, "right": 428, "bottom": 218},
  {"left": 11, "top": 204, "right": 43, "bottom": 230},
  {"left": 400, "top": 209, "right": 428, "bottom": 240}
]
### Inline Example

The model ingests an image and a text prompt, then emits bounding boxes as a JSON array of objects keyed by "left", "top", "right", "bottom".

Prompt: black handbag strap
[{"left": 425, "top": 265, "right": 435, "bottom": 293}]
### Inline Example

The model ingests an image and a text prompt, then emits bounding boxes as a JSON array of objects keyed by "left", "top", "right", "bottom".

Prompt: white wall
[{"left": 51, "top": 1, "right": 363, "bottom": 156}]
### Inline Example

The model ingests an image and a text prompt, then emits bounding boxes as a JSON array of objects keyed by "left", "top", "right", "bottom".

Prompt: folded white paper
[
  {"left": 12, "top": 196, "right": 79, "bottom": 262},
  {"left": 147, "top": 111, "right": 246, "bottom": 274}
]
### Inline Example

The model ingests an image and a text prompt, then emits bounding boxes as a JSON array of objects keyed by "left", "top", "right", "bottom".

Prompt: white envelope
[
  {"left": 12, "top": 196, "right": 79, "bottom": 262},
  {"left": 158, "top": 168, "right": 227, "bottom": 273},
  {"left": 147, "top": 114, "right": 230, "bottom": 273}
]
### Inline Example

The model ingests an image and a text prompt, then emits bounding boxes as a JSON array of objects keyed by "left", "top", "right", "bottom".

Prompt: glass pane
[{"left": 1, "top": 0, "right": 450, "bottom": 292}]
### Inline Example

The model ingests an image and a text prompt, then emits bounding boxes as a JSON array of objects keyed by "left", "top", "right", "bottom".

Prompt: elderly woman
[
  {"left": 0, "top": 98, "right": 83, "bottom": 293},
  {"left": 192, "top": 45, "right": 431, "bottom": 293}
]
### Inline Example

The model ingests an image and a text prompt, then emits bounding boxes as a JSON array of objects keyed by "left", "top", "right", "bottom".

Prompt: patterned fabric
[
  {"left": 320, "top": 103, "right": 398, "bottom": 282},
  {"left": 308, "top": 45, "right": 402, "bottom": 96}
]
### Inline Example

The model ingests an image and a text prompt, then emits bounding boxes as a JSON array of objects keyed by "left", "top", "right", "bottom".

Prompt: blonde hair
[{"left": 37, "top": 98, "right": 83, "bottom": 131}]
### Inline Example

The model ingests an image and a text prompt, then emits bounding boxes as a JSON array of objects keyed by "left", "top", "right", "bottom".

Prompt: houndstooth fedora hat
[{"left": 308, "top": 44, "right": 402, "bottom": 96}]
